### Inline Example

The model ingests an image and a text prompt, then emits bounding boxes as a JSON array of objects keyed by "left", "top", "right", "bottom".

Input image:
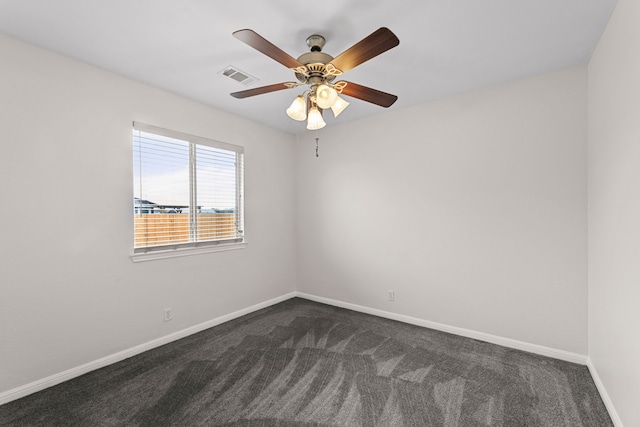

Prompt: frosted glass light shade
[
  {"left": 315, "top": 84, "right": 338, "bottom": 109},
  {"left": 306, "top": 107, "right": 326, "bottom": 130},
  {"left": 286, "top": 96, "right": 307, "bottom": 121},
  {"left": 330, "top": 96, "right": 350, "bottom": 117}
]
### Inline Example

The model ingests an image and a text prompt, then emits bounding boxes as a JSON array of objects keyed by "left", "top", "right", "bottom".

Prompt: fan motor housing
[{"left": 295, "top": 51, "right": 336, "bottom": 83}]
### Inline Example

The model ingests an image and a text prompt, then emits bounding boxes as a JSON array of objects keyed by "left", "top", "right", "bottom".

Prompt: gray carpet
[{"left": 0, "top": 298, "right": 612, "bottom": 426}]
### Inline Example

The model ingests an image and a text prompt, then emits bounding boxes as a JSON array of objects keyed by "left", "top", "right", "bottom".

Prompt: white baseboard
[
  {"left": 0, "top": 292, "right": 296, "bottom": 406},
  {"left": 586, "top": 358, "right": 623, "bottom": 426},
  {"left": 0, "top": 291, "right": 593, "bottom": 407},
  {"left": 295, "top": 292, "right": 588, "bottom": 365}
]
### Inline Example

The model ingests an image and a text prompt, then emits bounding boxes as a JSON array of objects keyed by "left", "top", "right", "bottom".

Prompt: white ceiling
[{"left": 0, "top": 0, "right": 616, "bottom": 134}]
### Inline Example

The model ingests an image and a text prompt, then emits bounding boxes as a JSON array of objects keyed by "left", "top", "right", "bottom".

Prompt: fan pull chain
[{"left": 315, "top": 137, "right": 319, "bottom": 157}]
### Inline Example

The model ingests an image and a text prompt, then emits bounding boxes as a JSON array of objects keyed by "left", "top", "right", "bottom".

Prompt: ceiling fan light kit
[
  {"left": 286, "top": 95, "right": 307, "bottom": 121},
  {"left": 230, "top": 27, "right": 399, "bottom": 131},
  {"left": 315, "top": 84, "right": 338, "bottom": 109},
  {"left": 330, "top": 96, "right": 350, "bottom": 117},
  {"left": 306, "top": 107, "right": 326, "bottom": 130}
]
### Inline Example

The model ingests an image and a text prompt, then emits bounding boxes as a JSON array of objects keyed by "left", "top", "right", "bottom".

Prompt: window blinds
[{"left": 133, "top": 122, "right": 244, "bottom": 252}]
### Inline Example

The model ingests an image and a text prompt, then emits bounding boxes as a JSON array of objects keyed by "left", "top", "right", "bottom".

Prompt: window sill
[{"left": 130, "top": 241, "right": 246, "bottom": 263}]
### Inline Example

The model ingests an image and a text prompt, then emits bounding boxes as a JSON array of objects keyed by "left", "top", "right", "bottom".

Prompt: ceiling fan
[{"left": 230, "top": 27, "right": 400, "bottom": 130}]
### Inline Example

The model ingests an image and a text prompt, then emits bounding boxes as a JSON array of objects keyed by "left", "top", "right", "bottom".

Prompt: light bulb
[
  {"left": 306, "top": 107, "right": 326, "bottom": 130},
  {"left": 330, "top": 96, "right": 350, "bottom": 117},
  {"left": 286, "top": 96, "right": 307, "bottom": 121},
  {"left": 315, "top": 84, "right": 338, "bottom": 109}
]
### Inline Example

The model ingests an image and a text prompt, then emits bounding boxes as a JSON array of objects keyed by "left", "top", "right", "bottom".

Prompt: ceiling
[{"left": 0, "top": 0, "right": 616, "bottom": 134}]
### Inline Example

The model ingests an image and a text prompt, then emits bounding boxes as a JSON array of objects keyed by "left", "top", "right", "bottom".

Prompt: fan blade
[
  {"left": 231, "top": 82, "right": 296, "bottom": 99},
  {"left": 233, "top": 29, "right": 304, "bottom": 70},
  {"left": 338, "top": 81, "right": 398, "bottom": 107},
  {"left": 329, "top": 28, "right": 399, "bottom": 73}
]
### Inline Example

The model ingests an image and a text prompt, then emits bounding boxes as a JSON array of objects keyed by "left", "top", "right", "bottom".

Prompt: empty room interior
[{"left": 0, "top": 0, "right": 638, "bottom": 425}]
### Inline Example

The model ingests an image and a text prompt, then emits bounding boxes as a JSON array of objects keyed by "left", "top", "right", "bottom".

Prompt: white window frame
[{"left": 131, "top": 122, "right": 245, "bottom": 262}]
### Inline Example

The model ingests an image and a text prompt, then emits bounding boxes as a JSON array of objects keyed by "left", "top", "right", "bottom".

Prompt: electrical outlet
[
  {"left": 388, "top": 290, "right": 395, "bottom": 302},
  {"left": 163, "top": 307, "right": 172, "bottom": 322}
]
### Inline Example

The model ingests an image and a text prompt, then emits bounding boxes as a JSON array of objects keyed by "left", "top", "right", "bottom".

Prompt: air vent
[{"left": 219, "top": 66, "right": 258, "bottom": 86}]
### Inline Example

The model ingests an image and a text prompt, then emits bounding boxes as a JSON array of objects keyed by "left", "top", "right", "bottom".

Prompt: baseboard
[
  {"left": 586, "top": 358, "right": 623, "bottom": 426},
  {"left": 0, "top": 291, "right": 591, "bottom": 407},
  {"left": 295, "top": 292, "right": 588, "bottom": 365},
  {"left": 0, "top": 292, "right": 296, "bottom": 406}
]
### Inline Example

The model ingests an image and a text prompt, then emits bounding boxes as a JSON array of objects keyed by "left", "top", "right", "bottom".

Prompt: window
[{"left": 132, "top": 122, "right": 244, "bottom": 259}]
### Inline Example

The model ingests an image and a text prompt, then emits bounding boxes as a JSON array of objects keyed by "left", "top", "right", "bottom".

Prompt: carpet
[{"left": 0, "top": 298, "right": 612, "bottom": 426}]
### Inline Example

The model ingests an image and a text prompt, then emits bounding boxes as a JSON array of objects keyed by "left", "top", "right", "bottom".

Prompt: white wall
[
  {"left": 588, "top": 0, "right": 640, "bottom": 424},
  {"left": 296, "top": 66, "right": 588, "bottom": 355},
  {"left": 0, "top": 34, "right": 297, "bottom": 395}
]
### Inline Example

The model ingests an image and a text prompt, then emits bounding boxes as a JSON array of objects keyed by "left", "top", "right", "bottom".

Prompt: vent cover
[{"left": 219, "top": 66, "right": 258, "bottom": 86}]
